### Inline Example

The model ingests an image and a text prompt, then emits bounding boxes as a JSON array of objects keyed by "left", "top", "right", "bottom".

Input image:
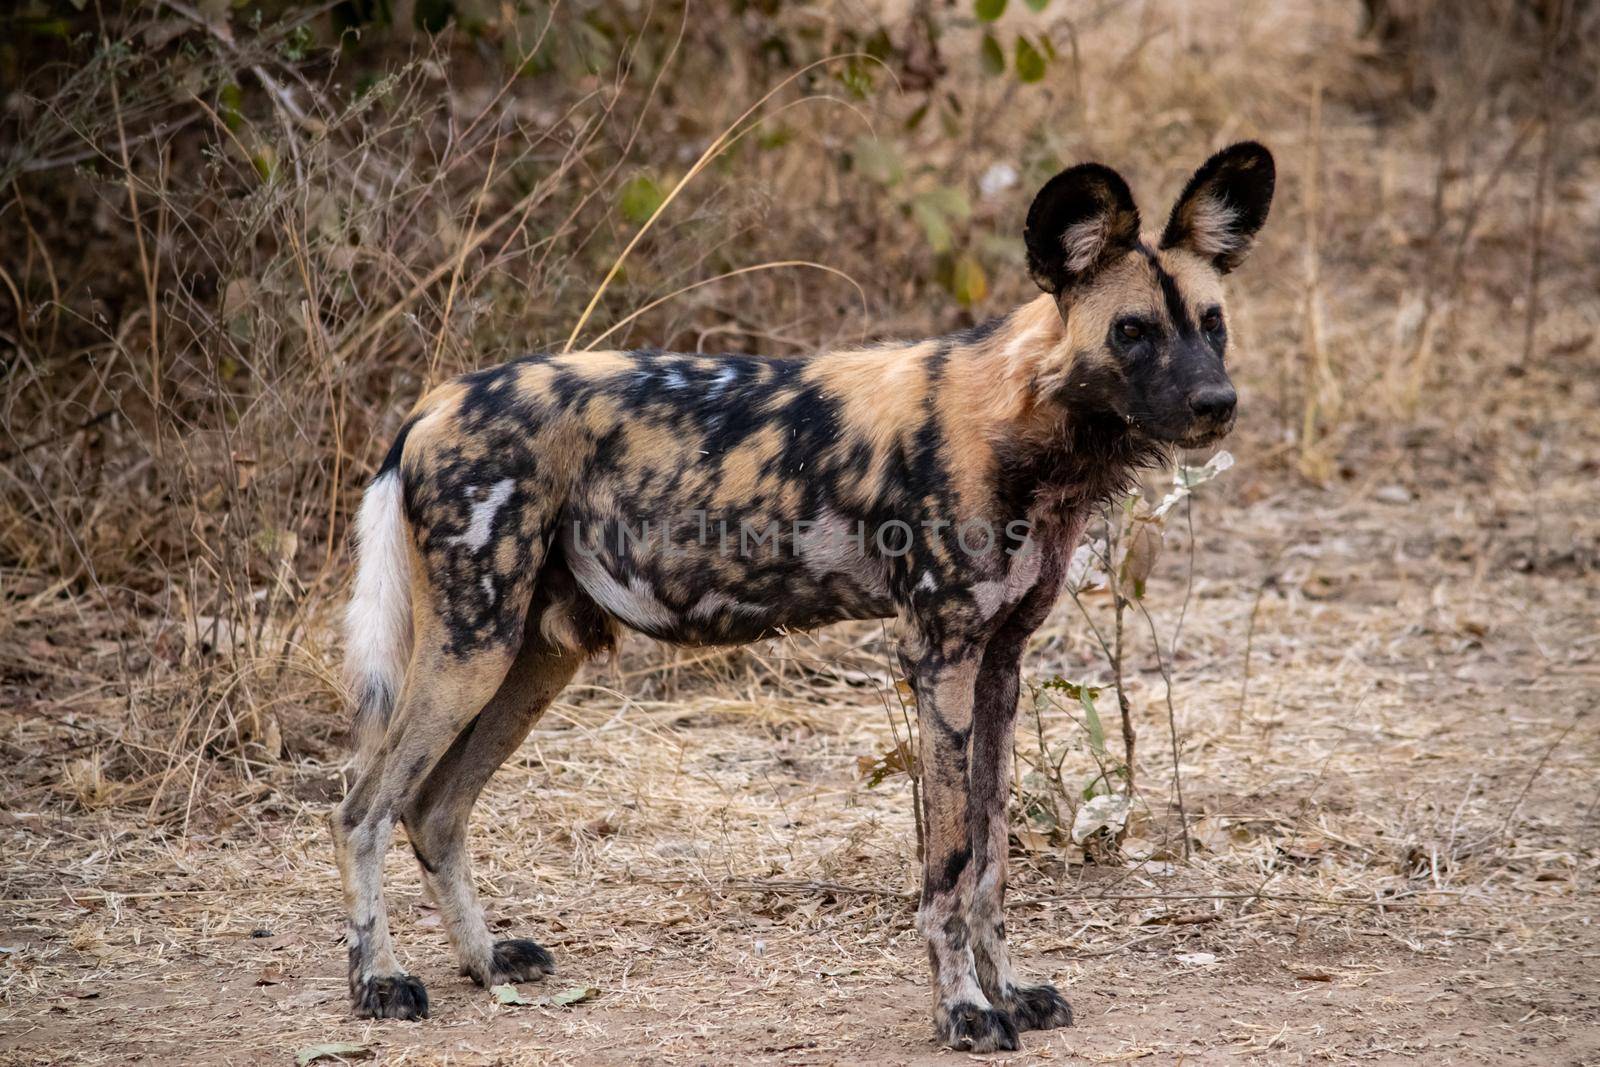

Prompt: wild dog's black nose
[{"left": 1188, "top": 385, "right": 1237, "bottom": 422}]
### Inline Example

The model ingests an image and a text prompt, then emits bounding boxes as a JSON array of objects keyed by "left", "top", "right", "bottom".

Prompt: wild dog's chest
[
  {"left": 957, "top": 505, "right": 1084, "bottom": 625},
  {"left": 942, "top": 540, "right": 1046, "bottom": 622}
]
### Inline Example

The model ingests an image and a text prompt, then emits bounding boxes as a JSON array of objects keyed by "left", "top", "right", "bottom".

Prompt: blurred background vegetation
[{"left": 0, "top": 0, "right": 1595, "bottom": 818}]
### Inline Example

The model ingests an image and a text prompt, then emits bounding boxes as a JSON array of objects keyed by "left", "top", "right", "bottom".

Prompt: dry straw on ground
[{"left": 2, "top": 1, "right": 1598, "bottom": 1063}]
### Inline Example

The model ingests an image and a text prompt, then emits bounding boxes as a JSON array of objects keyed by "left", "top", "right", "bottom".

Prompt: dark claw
[
  {"left": 936, "top": 1001, "right": 1021, "bottom": 1053},
  {"left": 465, "top": 938, "right": 557, "bottom": 986},
  {"left": 1007, "top": 983, "right": 1074, "bottom": 1031},
  {"left": 353, "top": 973, "right": 430, "bottom": 1020}
]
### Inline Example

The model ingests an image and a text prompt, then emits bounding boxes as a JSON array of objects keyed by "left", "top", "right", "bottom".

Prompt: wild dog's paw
[
  {"left": 1006, "top": 983, "right": 1074, "bottom": 1031},
  {"left": 935, "top": 1001, "right": 1021, "bottom": 1053},
  {"left": 466, "top": 939, "right": 556, "bottom": 986},
  {"left": 353, "top": 973, "right": 430, "bottom": 1020}
]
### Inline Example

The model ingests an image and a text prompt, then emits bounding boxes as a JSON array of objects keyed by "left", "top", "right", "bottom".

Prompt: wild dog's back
[{"left": 383, "top": 338, "right": 1011, "bottom": 650}]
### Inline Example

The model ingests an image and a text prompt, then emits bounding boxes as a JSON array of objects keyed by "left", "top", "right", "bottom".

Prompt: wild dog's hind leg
[
  {"left": 402, "top": 633, "right": 584, "bottom": 988},
  {"left": 903, "top": 619, "right": 1020, "bottom": 1054},
  {"left": 967, "top": 553, "right": 1072, "bottom": 1032},
  {"left": 333, "top": 627, "right": 521, "bottom": 1020}
]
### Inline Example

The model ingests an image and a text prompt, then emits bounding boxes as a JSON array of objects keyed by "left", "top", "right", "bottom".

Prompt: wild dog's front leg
[
  {"left": 968, "top": 649, "right": 1073, "bottom": 1032},
  {"left": 906, "top": 641, "right": 1020, "bottom": 1054},
  {"left": 966, "top": 546, "right": 1072, "bottom": 1031}
]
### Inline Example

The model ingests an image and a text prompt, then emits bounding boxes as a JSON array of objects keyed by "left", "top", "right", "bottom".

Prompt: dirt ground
[{"left": 4, "top": 422, "right": 1598, "bottom": 1064}]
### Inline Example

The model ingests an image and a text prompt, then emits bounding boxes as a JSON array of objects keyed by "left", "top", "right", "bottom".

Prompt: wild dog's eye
[
  {"left": 1119, "top": 322, "right": 1143, "bottom": 341},
  {"left": 1201, "top": 309, "right": 1224, "bottom": 333}
]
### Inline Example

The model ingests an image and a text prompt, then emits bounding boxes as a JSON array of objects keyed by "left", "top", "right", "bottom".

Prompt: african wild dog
[{"left": 334, "top": 142, "right": 1274, "bottom": 1052}]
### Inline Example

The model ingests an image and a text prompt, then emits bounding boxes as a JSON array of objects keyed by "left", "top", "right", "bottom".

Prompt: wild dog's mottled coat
[{"left": 335, "top": 142, "right": 1275, "bottom": 1052}]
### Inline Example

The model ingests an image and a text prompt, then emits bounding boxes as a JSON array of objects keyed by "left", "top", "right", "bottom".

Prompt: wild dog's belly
[{"left": 559, "top": 504, "right": 898, "bottom": 645}]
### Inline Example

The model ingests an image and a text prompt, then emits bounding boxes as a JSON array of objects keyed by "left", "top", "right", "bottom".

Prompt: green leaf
[
  {"left": 756, "top": 122, "right": 793, "bottom": 150},
  {"left": 850, "top": 136, "right": 904, "bottom": 186},
  {"left": 838, "top": 58, "right": 876, "bottom": 99},
  {"left": 1041, "top": 678, "right": 1104, "bottom": 701},
  {"left": 1024, "top": 0, "right": 1050, "bottom": 10},
  {"left": 980, "top": 33, "right": 1005, "bottom": 76},
  {"left": 491, "top": 983, "right": 535, "bottom": 1005},
  {"left": 26, "top": 17, "right": 74, "bottom": 35},
  {"left": 218, "top": 83, "right": 245, "bottom": 132},
  {"left": 1079, "top": 688, "right": 1107, "bottom": 756},
  {"left": 920, "top": 185, "right": 971, "bottom": 221},
  {"left": 975, "top": 0, "right": 1007, "bottom": 21},
  {"left": 618, "top": 173, "right": 665, "bottom": 227},
  {"left": 251, "top": 146, "right": 276, "bottom": 183},
  {"left": 912, "top": 200, "right": 953, "bottom": 253},
  {"left": 1015, "top": 35, "right": 1048, "bottom": 83},
  {"left": 949, "top": 254, "right": 988, "bottom": 308},
  {"left": 280, "top": 25, "right": 315, "bottom": 62},
  {"left": 295, "top": 1043, "right": 371, "bottom": 1066},
  {"left": 938, "top": 100, "right": 964, "bottom": 139}
]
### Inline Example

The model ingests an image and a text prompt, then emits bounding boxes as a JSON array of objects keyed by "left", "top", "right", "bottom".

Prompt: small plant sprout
[{"left": 1032, "top": 451, "right": 1235, "bottom": 862}]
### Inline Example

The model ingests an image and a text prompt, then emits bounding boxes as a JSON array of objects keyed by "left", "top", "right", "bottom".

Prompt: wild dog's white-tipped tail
[{"left": 344, "top": 470, "right": 412, "bottom": 772}]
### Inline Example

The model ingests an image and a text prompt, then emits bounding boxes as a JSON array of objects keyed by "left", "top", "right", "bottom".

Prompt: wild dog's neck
[
  {"left": 944, "top": 294, "right": 1083, "bottom": 450},
  {"left": 944, "top": 294, "right": 1070, "bottom": 444},
  {"left": 953, "top": 294, "right": 1160, "bottom": 516}
]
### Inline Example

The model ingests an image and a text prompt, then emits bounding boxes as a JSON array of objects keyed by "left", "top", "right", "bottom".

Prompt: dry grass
[{"left": 3, "top": 0, "right": 1599, "bottom": 1062}]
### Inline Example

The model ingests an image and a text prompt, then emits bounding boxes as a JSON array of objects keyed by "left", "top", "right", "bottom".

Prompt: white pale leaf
[{"left": 1066, "top": 540, "right": 1110, "bottom": 592}]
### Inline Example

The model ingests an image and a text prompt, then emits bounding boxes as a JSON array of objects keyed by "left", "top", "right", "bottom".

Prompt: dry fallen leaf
[
  {"left": 295, "top": 1042, "right": 371, "bottom": 1065},
  {"left": 1072, "top": 794, "right": 1130, "bottom": 845},
  {"left": 580, "top": 815, "right": 619, "bottom": 837},
  {"left": 1175, "top": 952, "right": 1218, "bottom": 967},
  {"left": 1119, "top": 518, "right": 1164, "bottom": 598},
  {"left": 491, "top": 984, "right": 535, "bottom": 1006},
  {"left": 494, "top": 981, "right": 599, "bottom": 1008},
  {"left": 1119, "top": 835, "right": 1158, "bottom": 860},
  {"left": 1011, "top": 827, "right": 1054, "bottom": 854}
]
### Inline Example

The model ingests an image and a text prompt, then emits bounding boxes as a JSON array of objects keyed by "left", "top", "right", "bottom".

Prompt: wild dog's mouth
[
  {"left": 1174, "top": 421, "right": 1235, "bottom": 449},
  {"left": 1127, "top": 417, "right": 1235, "bottom": 449}
]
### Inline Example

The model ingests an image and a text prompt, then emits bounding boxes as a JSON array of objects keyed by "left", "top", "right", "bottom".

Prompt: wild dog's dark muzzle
[
  {"left": 1187, "top": 384, "right": 1237, "bottom": 425},
  {"left": 1168, "top": 380, "right": 1236, "bottom": 446}
]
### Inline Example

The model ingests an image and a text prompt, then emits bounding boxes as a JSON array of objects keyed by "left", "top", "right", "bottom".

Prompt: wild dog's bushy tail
[{"left": 343, "top": 438, "right": 414, "bottom": 773}]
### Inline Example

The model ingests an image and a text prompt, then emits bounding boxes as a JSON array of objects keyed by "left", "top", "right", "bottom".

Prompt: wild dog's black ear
[
  {"left": 1160, "top": 141, "right": 1275, "bottom": 274},
  {"left": 1024, "top": 163, "right": 1142, "bottom": 295}
]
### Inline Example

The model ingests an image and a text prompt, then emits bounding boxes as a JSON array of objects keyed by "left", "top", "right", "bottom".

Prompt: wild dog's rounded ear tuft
[
  {"left": 1160, "top": 142, "right": 1275, "bottom": 274},
  {"left": 1024, "top": 163, "right": 1142, "bottom": 295}
]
